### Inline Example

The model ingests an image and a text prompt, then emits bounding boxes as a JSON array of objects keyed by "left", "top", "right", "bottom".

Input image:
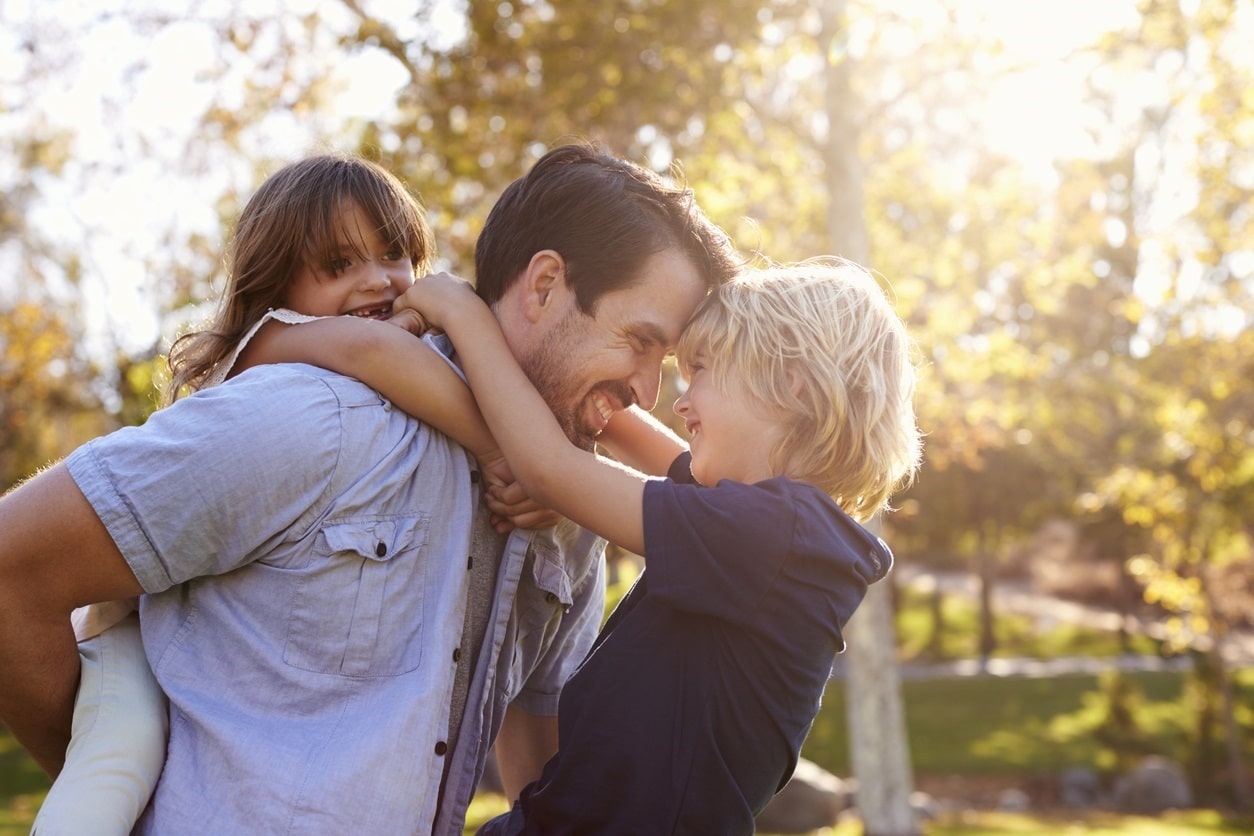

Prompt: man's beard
[{"left": 517, "top": 312, "right": 598, "bottom": 452}]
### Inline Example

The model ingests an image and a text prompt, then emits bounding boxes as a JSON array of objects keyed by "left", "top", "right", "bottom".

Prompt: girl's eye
[
  {"left": 385, "top": 248, "right": 406, "bottom": 262},
  {"left": 328, "top": 257, "right": 352, "bottom": 274}
]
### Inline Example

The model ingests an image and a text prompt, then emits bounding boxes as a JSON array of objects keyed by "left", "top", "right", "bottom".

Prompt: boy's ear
[
  {"left": 520, "top": 250, "right": 568, "bottom": 324},
  {"left": 788, "top": 366, "right": 806, "bottom": 400}
]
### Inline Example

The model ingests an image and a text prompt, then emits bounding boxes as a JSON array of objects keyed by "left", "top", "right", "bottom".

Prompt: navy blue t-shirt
[{"left": 487, "top": 453, "right": 892, "bottom": 835}]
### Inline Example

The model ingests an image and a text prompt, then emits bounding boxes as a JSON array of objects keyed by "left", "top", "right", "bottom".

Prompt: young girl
[
  {"left": 382, "top": 259, "right": 923, "bottom": 834},
  {"left": 33, "top": 153, "right": 549, "bottom": 835}
]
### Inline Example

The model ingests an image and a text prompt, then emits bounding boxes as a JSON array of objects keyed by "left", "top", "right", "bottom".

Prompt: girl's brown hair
[{"left": 166, "top": 153, "right": 433, "bottom": 402}]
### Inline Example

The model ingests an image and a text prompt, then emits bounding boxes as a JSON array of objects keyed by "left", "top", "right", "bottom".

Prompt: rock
[
  {"left": 909, "top": 790, "right": 941, "bottom": 820},
  {"left": 1059, "top": 766, "right": 1101, "bottom": 808},
  {"left": 998, "top": 787, "right": 1030, "bottom": 811},
  {"left": 755, "top": 758, "right": 852, "bottom": 833},
  {"left": 1112, "top": 756, "right": 1192, "bottom": 814}
]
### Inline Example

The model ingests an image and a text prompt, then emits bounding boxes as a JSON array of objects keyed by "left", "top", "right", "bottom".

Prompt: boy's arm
[
  {"left": 237, "top": 316, "right": 561, "bottom": 531},
  {"left": 596, "top": 406, "right": 687, "bottom": 477},
  {"left": 397, "top": 275, "right": 650, "bottom": 556}
]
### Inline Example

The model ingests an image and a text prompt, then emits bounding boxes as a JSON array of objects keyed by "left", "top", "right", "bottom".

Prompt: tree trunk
[
  {"left": 1199, "top": 571, "right": 1251, "bottom": 811},
  {"left": 822, "top": 2, "right": 919, "bottom": 833},
  {"left": 845, "top": 576, "right": 920, "bottom": 835}
]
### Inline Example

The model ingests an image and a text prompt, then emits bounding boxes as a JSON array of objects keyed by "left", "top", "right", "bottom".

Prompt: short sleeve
[
  {"left": 67, "top": 366, "right": 344, "bottom": 592},
  {"left": 641, "top": 476, "right": 797, "bottom": 621}
]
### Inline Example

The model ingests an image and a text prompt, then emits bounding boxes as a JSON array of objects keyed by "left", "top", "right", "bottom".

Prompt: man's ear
[{"left": 520, "top": 250, "right": 568, "bottom": 323}]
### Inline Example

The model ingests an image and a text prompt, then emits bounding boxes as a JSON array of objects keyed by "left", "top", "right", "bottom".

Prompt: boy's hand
[{"left": 393, "top": 271, "right": 483, "bottom": 333}]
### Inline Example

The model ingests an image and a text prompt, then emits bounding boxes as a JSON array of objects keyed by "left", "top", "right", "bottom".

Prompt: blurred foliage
[{"left": 1, "top": 0, "right": 1250, "bottom": 803}]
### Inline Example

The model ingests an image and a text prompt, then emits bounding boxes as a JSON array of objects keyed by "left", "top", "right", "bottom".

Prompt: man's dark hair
[{"left": 474, "top": 142, "right": 738, "bottom": 312}]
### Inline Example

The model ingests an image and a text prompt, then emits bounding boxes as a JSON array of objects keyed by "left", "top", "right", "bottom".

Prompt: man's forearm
[
  {"left": 0, "top": 463, "right": 144, "bottom": 776},
  {"left": 0, "top": 609, "right": 79, "bottom": 775},
  {"left": 494, "top": 704, "right": 559, "bottom": 801}
]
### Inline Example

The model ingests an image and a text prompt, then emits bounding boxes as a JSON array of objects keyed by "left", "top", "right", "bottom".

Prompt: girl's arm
[
  {"left": 397, "top": 275, "right": 656, "bottom": 556},
  {"left": 597, "top": 406, "right": 687, "bottom": 478},
  {"left": 233, "top": 315, "right": 560, "bottom": 531}
]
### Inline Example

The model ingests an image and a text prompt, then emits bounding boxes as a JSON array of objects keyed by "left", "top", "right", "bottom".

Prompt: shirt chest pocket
[{"left": 283, "top": 515, "right": 429, "bottom": 677}]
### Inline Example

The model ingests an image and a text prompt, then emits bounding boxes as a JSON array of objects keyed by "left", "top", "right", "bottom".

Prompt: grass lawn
[
  {"left": 6, "top": 667, "right": 1252, "bottom": 835},
  {"left": 5, "top": 582, "right": 1250, "bottom": 834}
]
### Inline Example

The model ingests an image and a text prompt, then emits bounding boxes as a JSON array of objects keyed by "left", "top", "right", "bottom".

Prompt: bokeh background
[{"left": 1, "top": 1, "right": 1250, "bottom": 832}]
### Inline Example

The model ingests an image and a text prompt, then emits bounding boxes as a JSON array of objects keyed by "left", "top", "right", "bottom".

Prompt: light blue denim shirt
[{"left": 67, "top": 358, "right": 604, "bottom": 835}]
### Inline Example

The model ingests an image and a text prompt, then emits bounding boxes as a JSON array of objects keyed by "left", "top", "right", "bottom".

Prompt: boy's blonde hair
[{"left": 676, "top": 258, "right": 921, "bottom": 521}]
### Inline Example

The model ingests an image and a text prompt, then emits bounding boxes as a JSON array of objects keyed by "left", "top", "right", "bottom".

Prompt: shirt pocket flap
[
  {"left": 323, "top": 516, "right": 429, "bottom": 563},
  {"left": 528, "top": 538, "right": 573, "bottom": 608}
]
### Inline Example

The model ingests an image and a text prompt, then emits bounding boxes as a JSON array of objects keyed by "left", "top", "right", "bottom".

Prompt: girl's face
[
  {"left": 283, "top": 201, "right": 416, "bottom": 319},
  {"left": 673, "top": 353, "right": 784, "bottom": 486}
]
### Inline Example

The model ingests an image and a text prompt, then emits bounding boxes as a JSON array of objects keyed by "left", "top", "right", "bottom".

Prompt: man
[{"left": 0, "top": 142, "right": 738, "bottom": 833}]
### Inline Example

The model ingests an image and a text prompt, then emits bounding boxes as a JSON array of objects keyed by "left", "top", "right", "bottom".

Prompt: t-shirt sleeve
[
  {"left": 66, "top": 367, "right": 344, "bottom": 593},
  {"left": 640, "top": 475, "right": 796, "bottom": 621}
]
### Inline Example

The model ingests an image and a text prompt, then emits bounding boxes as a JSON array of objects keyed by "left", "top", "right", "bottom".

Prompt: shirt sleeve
[
  {"left": 66, "top": 366, "right": 344, "bottom": 593},
  {"left": 511, "top": 524, "right": 607, "bottom": 716},
  {"left": 641, "top": 475, "right": 797, "bottom": 622}
]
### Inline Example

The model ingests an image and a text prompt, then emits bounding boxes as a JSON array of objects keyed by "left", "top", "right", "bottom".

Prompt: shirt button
[
  {"left": 452, "top": 648, "right": 462, "bottom": 663},
  {"left": 470, "top": 470, "right": 481, "bottom": 483},
  {"left": 375, "top": 542, "right": 387, "bottom": 557},
  {"left": 434, "top": 741, "right": 448, "bottom": 756},
  {"left": 467, "top": 555, "right": 473, "bottom": 571}
]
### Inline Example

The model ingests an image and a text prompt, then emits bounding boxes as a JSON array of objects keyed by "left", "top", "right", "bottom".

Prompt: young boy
[{"left": 396, "top": 257, "right": 923, "bottom": 834}]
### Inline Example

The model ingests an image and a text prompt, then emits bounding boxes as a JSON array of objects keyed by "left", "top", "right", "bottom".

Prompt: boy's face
[
  {"left": 673, "top": 355, "right": 784, "bottom": 486},
  {"left": 518, "top": 248, "right": 707, "bottom": 451},
  {"left": 283, "top": 202, "right": 415, "bottom": 319}
]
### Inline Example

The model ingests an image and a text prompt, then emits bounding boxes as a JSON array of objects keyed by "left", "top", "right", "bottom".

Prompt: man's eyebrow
[{"left": 630, "top": 321, "right": 672, "bottom": 348}]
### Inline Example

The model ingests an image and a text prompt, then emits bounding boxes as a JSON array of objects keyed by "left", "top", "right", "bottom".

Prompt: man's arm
[
  {"left": 0, "top": 464, "right": 143, "bottom": 776},
  {"left": 493, "top": 704, "right": 559, "bottom": 802}
]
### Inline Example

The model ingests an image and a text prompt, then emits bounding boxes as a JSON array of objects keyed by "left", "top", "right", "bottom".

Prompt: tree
[{"left": 1077, "top": 0, "right": 1253, "bottom": 808}]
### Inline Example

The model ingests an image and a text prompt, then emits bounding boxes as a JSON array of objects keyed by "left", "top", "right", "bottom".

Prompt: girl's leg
[{"left": 31, "top": 612, "right": 167, "bottom": 836}]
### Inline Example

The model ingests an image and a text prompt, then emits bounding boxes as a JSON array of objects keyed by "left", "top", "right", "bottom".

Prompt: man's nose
[{"left": 630, "top": 363, "right": 662, "bottom": 411}]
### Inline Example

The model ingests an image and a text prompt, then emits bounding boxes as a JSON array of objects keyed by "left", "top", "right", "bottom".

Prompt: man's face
[{"left": 518, "top": 248, "right": 708, "bottom": 450}]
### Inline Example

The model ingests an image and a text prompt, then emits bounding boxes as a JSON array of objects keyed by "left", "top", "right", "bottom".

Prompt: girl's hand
[
  {"left": 477, "top": 451, "right": 564, "bottom": 533},
  {"left": 384, "top": 307, "right": 431, "bottom": 336},
  {"left": 392, "top": 271, "right": 483, "bottom": 333}
]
